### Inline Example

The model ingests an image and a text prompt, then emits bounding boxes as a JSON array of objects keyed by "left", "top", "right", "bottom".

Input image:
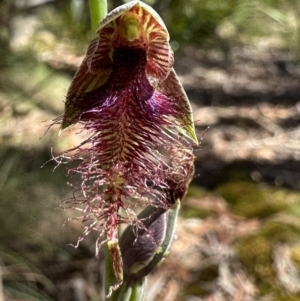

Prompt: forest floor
[{"left": 1, "top": 34, "right": 300, "bottom": 301}]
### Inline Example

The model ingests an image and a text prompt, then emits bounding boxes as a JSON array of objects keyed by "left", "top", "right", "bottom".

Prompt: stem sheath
[{"left": 88, "top": 0, "right": 108, "bottom": 33}]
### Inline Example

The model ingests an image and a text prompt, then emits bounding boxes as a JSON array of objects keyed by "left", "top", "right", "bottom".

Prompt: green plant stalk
[
  {"left": 128, "top": 278, "right": 146, "bottom": 301},
  {"left": 87, "top": 1, "right": 113, "bottom": 298},
  {"left": 105, "top": 260, "right": 146, "bottom": 301},
  {"left": 109, "top": 277, "right": 146, "bottom": 301},
  {"left": 89, "top": 0, "right": 107, "bottom": 33}
]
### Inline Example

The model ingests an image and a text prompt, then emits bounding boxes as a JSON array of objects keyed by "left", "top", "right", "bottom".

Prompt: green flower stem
[
  {"left": 87, "top": 0, "right": 112, "bottom": 299},
  {"left": 106, "top": 275, "right": 146, "bottom": 301},
  {"left": 128, "top": 278, "right": 146, "bottom": 301},
  {"left": 88, "top": 0, "right": 107, "bottom": 33},
  {"left": 112, "top": 277, "right": 146, "bottom": 301}
]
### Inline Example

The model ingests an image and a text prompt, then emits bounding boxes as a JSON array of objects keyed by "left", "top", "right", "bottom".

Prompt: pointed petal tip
[
  {"left": 184, "top": 127, "right": 198, "bottom": 144},
  {"left": 59, "top": 120, "right": 72, "bottom": 136},
  {"left": 188, "top": 125, "right": 198, "bottom": 144}
]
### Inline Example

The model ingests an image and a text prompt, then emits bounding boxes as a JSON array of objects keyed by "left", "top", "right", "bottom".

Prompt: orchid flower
[{"left": 54, "top": 0, "right": 197, "bottom": 296}]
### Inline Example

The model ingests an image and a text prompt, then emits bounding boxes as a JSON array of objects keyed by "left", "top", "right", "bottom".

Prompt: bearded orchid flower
[{"left": 53, "top": 0, "right": 197, "bottom": 297}]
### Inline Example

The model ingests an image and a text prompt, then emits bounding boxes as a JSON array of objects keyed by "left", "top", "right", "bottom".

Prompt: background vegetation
[{"left": 1, "top": 0, "right": 300, "bottom": 300}]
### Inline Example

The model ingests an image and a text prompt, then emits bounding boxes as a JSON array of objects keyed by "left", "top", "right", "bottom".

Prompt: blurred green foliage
[
  {"left": 3, "top": 0, "right": 299, "bottom": 57},
  {"left": 164, "top": 0, "right": 238, "bottom": 50},
  {"left": 163, "top": 0, "right": 300, "bottom": 55}
]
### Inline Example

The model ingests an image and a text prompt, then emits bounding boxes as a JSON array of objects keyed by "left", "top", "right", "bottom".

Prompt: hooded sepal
[{"left": 60, "top": 0, "right": 173, "bottom": 132}]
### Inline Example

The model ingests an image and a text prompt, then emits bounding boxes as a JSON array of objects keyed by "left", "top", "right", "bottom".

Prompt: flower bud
[{"left": 120, "top": 207, "right": 167, "bottom": 277}]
